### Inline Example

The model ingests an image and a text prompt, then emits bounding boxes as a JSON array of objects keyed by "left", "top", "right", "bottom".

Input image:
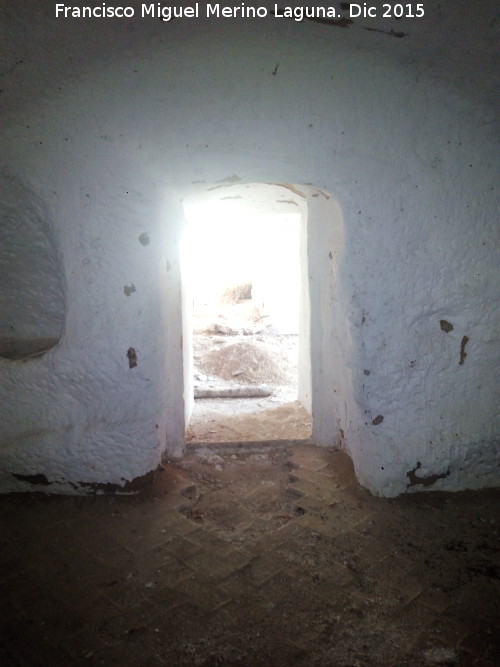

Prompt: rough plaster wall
[{"left": 0, "top": 2, "right": 498, "bottom": 495}]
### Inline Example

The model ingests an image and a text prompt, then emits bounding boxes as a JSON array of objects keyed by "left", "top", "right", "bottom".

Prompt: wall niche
[{"left": 0, "top": 172, "right": 65, "bottom": 360}]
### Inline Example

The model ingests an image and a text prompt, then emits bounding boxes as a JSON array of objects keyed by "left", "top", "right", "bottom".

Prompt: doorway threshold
[
  {"left": 186, "top": 439, "right": 312, "bottom": 457},
  {"left": 185, "top": 439, "right": 311, "bottom": 456},
  {"left": 185, "top": 399, "right": 312, "bottom": 445}
]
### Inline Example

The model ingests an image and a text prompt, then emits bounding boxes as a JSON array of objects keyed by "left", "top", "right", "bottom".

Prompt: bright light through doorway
[
  {"left": 183, "top": 192, "right": 312, "bottom": 444},
  {"left": 183, "top": 200, "right": 301, "bottom": 336}
]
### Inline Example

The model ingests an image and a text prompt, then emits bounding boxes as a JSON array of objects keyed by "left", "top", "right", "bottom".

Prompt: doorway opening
[{"left": 181, "top": 183, "right": 312, "bottom": 444}]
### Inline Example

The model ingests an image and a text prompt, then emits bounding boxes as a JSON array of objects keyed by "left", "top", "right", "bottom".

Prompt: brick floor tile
[
  {"left": 13, "top": 588, "right": 87, "bottom": 637},
  {"left": 413, "top": 583, "right": 456, "bottom": 613},
  {"left": 0, "top": 645, "right": 19, "bottom": 667},
  {"left": 160, "top": 510, "right": 201, "bottom": 536},
  {"left": 442, "top": 581, "right": 500, "bottom": 624},
  {"left": 170, "top": 576, "right": 230, "bottom": 612},
  {"left": 243, "top": 480, "right": 284, "bottom": 510},
  {"left": 288, "top": 447, "right": 330, "bottom": 472},
  {"left": 76, "top": 594, "right": 123, "bottom": 627},
  {"left": 95, "top": 599, "right": 168, "bottom": 647},
  {"left": 146, "top": 558, "right": 195, "bottom": 590},
  {"left": 164, "top": 536, "right": 204, "bottom": 561},
  {"left": 81, "top": 641, "right": 164, "bottom": 666},
  {"left": 459, "top": 625, "right": 500, "bottom": 665},
  {"left": 185, "top": 547, "right": 252, "bottom": 580},
  {"left": 149, "top": 583, "right": 191, "bottom": 611},
  {"left": 287, "top": 473, "right": 339, "bottom": 502},
  {"left": 103, "top": 522, "right": 175, "bottom": 557},
  {"left": 310, "top": 561, "right": 356, "bottom": 592},
  {"left": 187, "top": 488, "right": 255, "bottom": 531},
  {"left": 321, "top": 500, "right": 373, "bottom": 532},
  {"left": 0, "top": 615, "right": 70, "bottom": 667},
  {"left": 98, "top": 570, "right": 165, "bottom": 608},
  {"left": 236, "top": 551, "right": 285, "bottom": 585},
  {"left": 413, "top": 616, "right": 471, "bottom": 654},
  {"left": 182, "top": 527, "right": 237, "bottom": 554},
  {"left": 216, "top": 569, "right": 257, "bottom": 599},
  {"left": 292, "top": 509, "right": 343, "bottom": 536},
  {"left": 58, "top": 626, "right": 109, "bottom": 662}
]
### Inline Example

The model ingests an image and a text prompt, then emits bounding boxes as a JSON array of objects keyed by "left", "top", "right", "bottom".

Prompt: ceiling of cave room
[{"left": 0, "top": 0, "right": 498, "bottom": 121}]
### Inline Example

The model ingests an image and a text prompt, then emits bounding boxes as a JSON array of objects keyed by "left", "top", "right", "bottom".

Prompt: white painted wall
[{"left": 0, "top": 2, "right": 498, "bottom": 495}]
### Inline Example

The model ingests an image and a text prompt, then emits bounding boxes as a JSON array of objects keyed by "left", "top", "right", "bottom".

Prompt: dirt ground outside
[{"left": 186, "top": 288, "right": 312, "bottom": 444}]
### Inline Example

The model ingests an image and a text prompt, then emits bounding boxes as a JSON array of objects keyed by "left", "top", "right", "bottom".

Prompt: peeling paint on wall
[{"left": 12, "top": 472, "right": 51, "bottom": 486}]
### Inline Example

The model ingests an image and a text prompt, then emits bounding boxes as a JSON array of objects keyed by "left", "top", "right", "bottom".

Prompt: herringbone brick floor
[{"left": 1, "top": 445, "right": 498, "bottom": 666}]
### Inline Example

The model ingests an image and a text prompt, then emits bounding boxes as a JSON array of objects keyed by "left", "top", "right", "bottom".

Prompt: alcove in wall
[{"left": 0, "top": 173, "right": 65, "bottom": 360}]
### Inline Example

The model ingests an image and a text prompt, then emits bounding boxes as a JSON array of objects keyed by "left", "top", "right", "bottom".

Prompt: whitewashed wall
[{"left": 0, "top": 2, "right": 498, "bottom": 495}]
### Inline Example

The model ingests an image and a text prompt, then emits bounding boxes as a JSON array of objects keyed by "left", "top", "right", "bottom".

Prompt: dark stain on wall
[
  {"left": 406, "top": 461, "right": 450, "bottom": 487},
  {"left": 12, "top": 470, "right": 156, "bottom": 494},
  {"left": 372, "top": 415, "right": 384, "bottom": 425},
  {"left": 124, "top": 283, "right": 136, "bottom": 297},
  {"left": 127, "top": 347, "right": 138, "bottom": 368},
  {"left": 459, "top": 336, "right": 469, "bottom": 365},
  {"left": 78, "top": 470, "right": 155, "bottom": 494},
  {"left": 307, "top": 17, "right": 353, "bottom": 28},
  {"left": 138, "top": 232, "right": 150, "bottom": 246},
  {"left": 364, "top": 27, "right": 408, "bottom": 38},
  {"left": 12, "top": 472, "right": 52, "bottom": 486},
  {"left": 440, "top": 319, "right": 454, "bottom": 333}
]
